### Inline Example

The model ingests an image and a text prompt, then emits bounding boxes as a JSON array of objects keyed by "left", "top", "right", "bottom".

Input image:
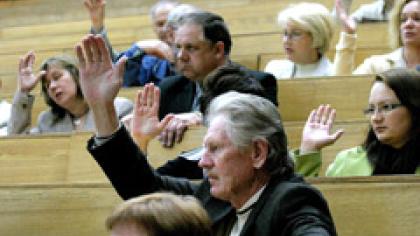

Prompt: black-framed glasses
[{"left": 363, "top": 103, "right": 403, "bottom": 117}]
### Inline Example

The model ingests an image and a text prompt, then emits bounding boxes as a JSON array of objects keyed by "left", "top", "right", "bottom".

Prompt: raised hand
[
  {"left": 300, "top": 104, "right": 344, "bottom": 154},
  {"left": 75, "top": 34, "right": 126, "bottom": 136},
  {"left": 335, "top": 0, "right": 357, "bottom": 34},
  {"left": 135, "top": 40, "right": 175, "bottom": 62},
  {"left": 17, "top": 51, "right": 44, "bottom": 93},
  {"left": 131, "top": 83, "right": 174, "bottom": 153},
  {"left": 83, "top": 0, "right": 106, "bottom": 32}
]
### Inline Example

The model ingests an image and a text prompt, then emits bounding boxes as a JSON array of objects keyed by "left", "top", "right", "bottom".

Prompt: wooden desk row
[{"left": 1, "top": 176, "right": 419, "bottom": 236}]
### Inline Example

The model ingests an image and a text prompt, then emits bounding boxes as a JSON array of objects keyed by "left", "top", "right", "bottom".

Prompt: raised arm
[
  {"left": 131, "top": 83, "right": 174, "bottom": 153},
  {"left": 75, "top": 35, "right": 126, "bottom": 137},
  {"left": 8, "top": 51, "right": 45, "bottom": 134},
  {"left": 83, "top": 0, "right": 105, "bottom": 32},
  {"left": 300, "top": 104, "right": 344, "bottom": 154}
]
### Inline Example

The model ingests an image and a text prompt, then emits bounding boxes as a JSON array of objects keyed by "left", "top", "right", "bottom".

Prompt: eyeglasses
[
  {"left": 282, "top": 30, "right": 307, "bottom": 41},
  {"left": 362, "top": 103, "right": 403, "bottom": 117}
]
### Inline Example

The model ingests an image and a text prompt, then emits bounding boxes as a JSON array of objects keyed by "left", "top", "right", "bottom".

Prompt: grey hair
[
  {"left": 165, "top": 4, "right": 201, "bottom": 30},
  {"left": 150, "top": 0, "right": 179, "bottom": 19},
  {"left": 206, "top": 92, "right": 294, "bottom": 177}
]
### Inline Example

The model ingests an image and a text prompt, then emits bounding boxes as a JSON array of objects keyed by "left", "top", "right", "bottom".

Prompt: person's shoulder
[
  {"left": 335, "top": 146, "right": 367, "bottom": 160},
  {"left": 264, "top": 60, "right": 293, "bottom": 79},
  {"left": 158, "top": 75, "right": 189, "bottom": 89}
]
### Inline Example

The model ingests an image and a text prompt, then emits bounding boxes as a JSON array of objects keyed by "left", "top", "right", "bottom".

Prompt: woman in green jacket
[{"left": 296, "top": 68, "right": 420, "bottom": 176}]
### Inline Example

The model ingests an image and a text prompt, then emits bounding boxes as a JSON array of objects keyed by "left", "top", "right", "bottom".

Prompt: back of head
[
  {"left": 389, "top": 0, "right": 420, "bottom": 48},
  {"left": 177, "top": 11, "right": 232, "bottom": 55},
  {"left": 199, "top": 63, "right": 268, "bottom": 114},
  {"left": 206, "top": 91, "right": 294, "bottom": 177},
  {"left": 165, "top": 4, "right": 202, "bottom": 30},
  {"left": 277, "top": 2, "right": 334, "bottom": 54},
  {"left": 106, "top": 192, "right": 212, "bottom": 236}
]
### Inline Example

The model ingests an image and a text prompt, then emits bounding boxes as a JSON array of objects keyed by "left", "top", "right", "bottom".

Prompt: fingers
[
  {"left": 313, "top": 104, "right": 334, "bottom": 125},
  {"left": 159, "top": 118, "right": 188, "bottom": 148},
  {"left": 75, "top": 43, "right": 86, "bottom": 70}
]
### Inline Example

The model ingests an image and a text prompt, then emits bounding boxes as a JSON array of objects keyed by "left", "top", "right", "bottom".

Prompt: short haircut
[
  {"left": 177, "top": 12, "right": 232, "bottom": 55},
  {"left": 389, "top": 0, "right": 419, "bottom": 48},
  {"left": 106, "top": 192, "right": 212, "bottom": 236},
  {"left": 206, "top": 91, "right": 294, "bottom": 177},
  {"left": 199, "top": 63, "right": 268, "bottom": 114},
  {"left": 277, "top": 2, "right": 334, "bottom": 55},
  {"left": 149, "top": 0, "right": 179, "bottom": 20},
  {"left": 165, "top": 4, "right": 201, "bottom": 30},
  {"left": 39, "top": 55, "right": 82, "bottom": 119}
]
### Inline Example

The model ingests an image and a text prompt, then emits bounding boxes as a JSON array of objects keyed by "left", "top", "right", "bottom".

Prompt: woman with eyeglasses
[
  {"left": 264, "top": 2, "right": 337, "bottom": 79},
  {"left": 335, "top": 0, "right": 420, "bottom": 75},
  {"left": 294, "top": 68, "right": 420, "bottom": 176}
]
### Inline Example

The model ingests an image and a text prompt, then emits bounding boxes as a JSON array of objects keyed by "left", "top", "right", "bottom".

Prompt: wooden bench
[{"left": 0, "top": 176, "right": 419, "bottom": 236}]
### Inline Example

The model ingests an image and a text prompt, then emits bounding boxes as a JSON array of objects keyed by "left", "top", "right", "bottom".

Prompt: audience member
[
  {"left": 7, "top": 51, "right": 132, "bottom": 135},
  {"left": 264, "top": 2, "right": 337, "bottom": 79},
  {"left": 149, "top": 0, "right": 179, "bottom": 44},
  {"left": 157, "top": 11, "right": 277, "bottom": 147},
  {"left": 335, "top": 0, "right": 420, "bottom": 74},
  {"left": 106, "top": 192, "right": 212, "bottom": 236},
  {"left": 74, "top": 34, "right": 337, "bottom": 235},
  {"left": 0, "top": 81, "right": 11, "bottom": 136},
  {"left": 295, "top": 68, "right": 420, "bottom": 176}
]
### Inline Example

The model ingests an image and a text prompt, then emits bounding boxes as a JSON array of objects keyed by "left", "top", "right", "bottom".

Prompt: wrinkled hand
[
  {"left": 84, "top": 0, "right": 106, "bottom": 32},
  {"left": 158, "top": 112, "right": 203, "bottom": 148},
  {"left": 300, "top": 104, "right": 344, "bottom": 154},
  {"left": 131, "top": 83, "right": 174, "bottom": 152},
  {"left": 17, "top": 51, "right": 44, "bottom": 93},
  {"left": 335, "top": 0, "right": 357, "bottom": 34},
  {"left": 75, "top": 35, "right": 126, "bottom": 108},
  {"left": 135, "top": 40, "right": 175, "bottom": 62}
]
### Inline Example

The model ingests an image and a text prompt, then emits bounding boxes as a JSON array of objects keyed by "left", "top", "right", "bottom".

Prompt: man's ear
[
  {"left": 213, "top": 41, "right": 225, "bottom": 60},
  {"left": 251, "top": 139, "right": 268, "bottom": 169}
]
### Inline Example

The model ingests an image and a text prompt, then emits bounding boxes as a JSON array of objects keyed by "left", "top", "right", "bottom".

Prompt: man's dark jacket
[{"left": 88, "top": 127, "right": 336, "bottom": 236}]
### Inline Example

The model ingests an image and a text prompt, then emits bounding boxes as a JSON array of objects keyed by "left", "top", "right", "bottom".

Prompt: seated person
[
  {"left": 295, "top": 68, "right": 420, "bottom": 176},
  {"left": 156, "top": 11, "right": 278, "bottom": 148},
  {"left": 334, "top": 0, "right": 420, "bottom": 75},
  {"left": 264, "top": 2, "right": 337, "bottom": 79},
  {"left": 7, "top": 51, "right": 132, "bottom": 135},
  {"left": 75, "top": 34, "right": 337, "bottom": 236},
  {"left": 106, "top": 192, "right": 211, "bottom": 236}
]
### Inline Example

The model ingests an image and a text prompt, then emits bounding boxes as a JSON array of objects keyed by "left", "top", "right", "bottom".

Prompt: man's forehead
[{"left": 174, "top": 23, "right": 205, "bottom": 42}]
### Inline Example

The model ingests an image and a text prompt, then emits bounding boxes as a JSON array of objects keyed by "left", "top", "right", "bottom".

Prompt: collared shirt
[{"left": 230, "top": 185, "right": 267, "bottom": 236}]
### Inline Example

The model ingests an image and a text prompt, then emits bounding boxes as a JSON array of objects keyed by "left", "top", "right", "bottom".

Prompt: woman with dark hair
[
  {"left": 296, "top": 68, "right": 420, "bottom": 176},
  {"left": 8, "top": 51, "right": 133, "bottom": 134}
]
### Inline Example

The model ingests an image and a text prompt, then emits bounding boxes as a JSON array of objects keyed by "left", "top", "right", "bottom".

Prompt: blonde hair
[
  {"left": 106, "top": 192, "right": 211, "bottom": 236},
  {"left": 277, "top": 2, "right": 334, "bottom": 54},
  {"left": 389, "top": 0, "right": 420, "bottom": 49}
]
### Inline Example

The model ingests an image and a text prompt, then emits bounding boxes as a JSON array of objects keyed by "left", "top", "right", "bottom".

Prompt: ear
[
  {"left": 251, "top": 139, "right": 268, "bottom": 169},
  {"left": 213, "top": 41, "right": 225, "bottom": 60}
]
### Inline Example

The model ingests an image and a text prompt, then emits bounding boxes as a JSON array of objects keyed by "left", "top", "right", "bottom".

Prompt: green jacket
[{"left": 292, "top": 146, "right": 420, "bottom": 177}]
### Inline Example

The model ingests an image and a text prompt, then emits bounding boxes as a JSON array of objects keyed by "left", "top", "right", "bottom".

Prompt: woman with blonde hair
[
  {"left": 106, "top": 192, "right": 212, "bottom": 236},
  {"left": 264, "top": 2, "right": 336, "bottom": 79}
]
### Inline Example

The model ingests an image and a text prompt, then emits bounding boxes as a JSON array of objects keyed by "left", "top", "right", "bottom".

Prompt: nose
[
  {"left": 198, "top": 150, "right": 213, "bottom": 169},
  {"left": 48, "top": 79, "right": 58, "bottom": 90},
  {"left": 370, "top": 110, "right": 384, "bottom": 123},
  {"left": 402, "top": 17, "right": 415, "bottom": 28}
]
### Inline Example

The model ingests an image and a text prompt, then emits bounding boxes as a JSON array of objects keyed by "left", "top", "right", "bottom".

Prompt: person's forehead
[
  {"left": 205, "top": 116, "right": 229, "bottom": 142},
  {"left": 369, "top": 82, "right": 399, "bottom": 103},
  {"left": 174, "top": 23, "right": 205, "bottom": 42}
]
